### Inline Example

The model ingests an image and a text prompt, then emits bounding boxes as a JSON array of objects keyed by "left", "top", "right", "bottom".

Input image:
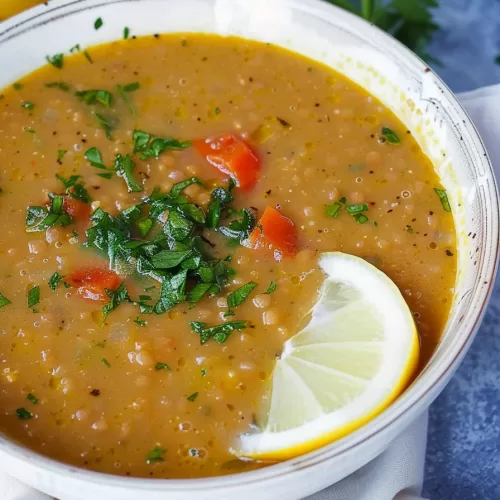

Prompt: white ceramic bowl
[{"left": 0, "top": 1, "right": 498, "bottom": 499}]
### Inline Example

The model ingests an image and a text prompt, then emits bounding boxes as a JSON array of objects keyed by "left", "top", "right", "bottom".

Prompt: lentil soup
[{"left": 0, "top": 34, "right": 456, "bottom": 478}]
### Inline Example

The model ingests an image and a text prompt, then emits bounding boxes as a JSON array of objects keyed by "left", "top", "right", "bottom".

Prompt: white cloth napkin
[{"left": 2, "top": 84, "right": 500, "bottom": 500}]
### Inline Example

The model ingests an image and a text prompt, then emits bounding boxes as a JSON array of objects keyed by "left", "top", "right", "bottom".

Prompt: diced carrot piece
[
  {"left": 63, "top": 197, "right": 91, "bottom": 221},
  {"left": 65, "top": 268, "right": 121, "bottom": 301},
  {"left": 193, "top": 133, "right": 260, "bottom": 190},
  {"left": 249, "top": 206, "right": 298, "bottom": 259}
]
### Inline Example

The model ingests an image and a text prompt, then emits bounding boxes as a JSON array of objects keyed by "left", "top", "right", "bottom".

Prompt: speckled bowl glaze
[{"left": 0, "top": 1, "right": 498, "bottom": 499}]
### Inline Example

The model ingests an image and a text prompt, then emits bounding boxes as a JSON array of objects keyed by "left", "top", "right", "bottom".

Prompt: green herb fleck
[
  {"left": 13, "top": 82, "right": 23, "bottom": 90},
  {"left": 155, "top": 362, "right": 170, "bottom": 371},
  {"left": 94, "top": 17, "right": 103, "bottom": 30},
  {"left": 76, "top": 89, "right": 112, "bottom": 107},
  {"left": 0, "top": 292, "right": 11, "bottom": 308},
  {"left": 117, "top": 83, "right": 140, "bottom": 117},
  {"left": 101, "top": 358, "right": 111, "bottom": 368},
  {"left": 16, "top": 407, "right": 32, "bottom": 420},
  {"left": 345, "top": 203, "right": 369, "bottom": 214},
  {"left": 325, "top": 202, "right": 342, "bottom": 219},
  {"left": 133, "top": 129, "right": 191, "bottom": 159},
  {"left": 201, "top": 368, "right": 207, "bottom": 377},
  {"left": 46, "top": 53, "right": 64, "bottom": 69},
  {"left": 189, "top": 320, "right": 247, "bottom": 344},
  {"left": 187, "top": 392, "right": 199, "bottom": 402},
  {"left": 353, "top": 213, "right": 369, "bottom": 224},
  {"left": 134, "top": 317, "right": 147, "bottom": 327},
  {"left": 265, "top": 281, "right": 277, "bottom": 294},
  {"left": 57, "top": 149, "right": 67, "bottom": 163},
  {"left": 45, "top": 81, "right": 71, "bottom": 91},
  {"left": 27, "top": 285, "right": 40, "bottom": 309},
  {"left": 434, "top": 188, "right": 451, "bottom": 212},
  {"left": 381, "top": 127, "right": 400, "bottom": 144},
  {"left": 123, "top": 27, "right": 130, "bottom": 39},
  {"left": 22, "top": 102, "right": 35, "bottom": 110},
  {"left": 227, "top": 282, "right": 257, "bottom": 309},
  {"left": 48, "top": 272, "right": 64, "bottom": 291},
  {"left": 83, "top": 50, "right": 93, "bottom": 63},
  {"left": 215, "top": 106, "right": 221, "bottom": 115},
  {"left": 27, "top": 393, "right": 39, "bottom": 404},
  {"left": 146, "top": 446, "right": 166, "bottom": 464}
]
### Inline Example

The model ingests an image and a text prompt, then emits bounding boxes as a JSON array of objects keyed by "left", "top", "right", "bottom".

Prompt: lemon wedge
[{"left": 238, "top": 252, "right": 419, "bottom": 460}]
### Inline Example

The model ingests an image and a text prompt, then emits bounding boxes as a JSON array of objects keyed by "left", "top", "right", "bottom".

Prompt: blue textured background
[{"left": 423, "top": 1, "right": 500, "bottom": 498}]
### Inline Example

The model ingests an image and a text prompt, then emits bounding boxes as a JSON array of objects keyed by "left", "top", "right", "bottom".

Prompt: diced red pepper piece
[
  {"left": 249, "top": 206, "right": 298, "bottom": 259},
  {"left": 193, "top": 133, "right": 260, "bottom": 190},
  {"left": 65, "top": 268, "right": 121, "bottom": 301},
  {"left": 63, "top": 197, "right": 91, "bottom": 222}
]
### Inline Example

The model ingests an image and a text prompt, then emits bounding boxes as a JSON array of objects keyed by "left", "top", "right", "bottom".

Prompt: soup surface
[{"left": 0, "top": 34, "right": 456, "bottom": 478}]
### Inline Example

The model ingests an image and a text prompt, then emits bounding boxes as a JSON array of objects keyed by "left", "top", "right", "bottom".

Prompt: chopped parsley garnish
[
  {"left": 0, "top": 292, "right": 11, "bottom": 308},
  {"left": 265, "top": 281, "right": 277, "bottom": 294},
  {"left": 16, "top": 407, "right": 32, "bottom": 420},
  {"left": 146, "top": 446, "right": 166, "bottom": 464},
  {"left": 45, "top": 81, "right": 71, "bottom": 91},
  {"left": 134, "top": 317, "right": 147, "bottom": 327},
  {"left": 46, "top": 53, "right": 64, "bottom": 69},
  {"left": 215, "top": 106, "right": 221, "bottom": 114},
  {"left": 381, "top": 127, "right": 400, "bottom": 144},
  {"left": 101, "top": 358, "right": 111, "bottom": 368},
  {"left": 27, "top": 285, "right": 40, "bottom": 309},
  {"left": 217, "top": 208, "right": 256, "bottom": 244},
  {"left": 27, "top": 393, "right": 39, "bottom": 404},
  {"left": 48, "top": 272, "right": 64, "bottom": 291},
  {"left": 345, "top": 203, "right": 369, "bottom": 214},
  {"left": 132, "top": 129, "right": 191, "bottom": 159},
  {"left": 22, "top": 102, "right": 35, "bottom": 110},
  {"left": 56, "top": 174, "right": 91, "bottom": 204},
  {"left": 117, "top": 82, "right": 140, "bottom": 117},
  {"left": 325, "top": 202, "right": 342, "bottom": 219},
  {"left": 155, "top": 362, "right": 170, "bottom": 371},
  {"left": 83, "top": 50, "right": 93, "bottom": 64},
  {"left": 353, "top": 213, "right": 369, "bottom": 224},
  {"left": 227, "top": 282, "right": 257, "bottom": 308},
  {"left": 186, "top": 392, "right": 199, "bottom": 402},
  {"left": 94, "top": 17, "right": 103, "bottom": 30},
  {"left": 69, "top": 44, "right": 81, "bottom": 53},
  {"left": 325, "top": 197, "right": 369, "bottom": 223},
  {"left": 102, "top": 283, "right": 131, "bottom": 322},
  {"left": 189, "top": 320, "right": 247, "bottom": 344},
  {"left": 26, "top": 194, "right": 72, "bottom": 233},
  {"left": 57, "top": 149, "right": 67, "bottom": 163},
  {"left": 76, "top": 89, "right": 112, "bottom": 107},
  {"left": 434, "top": 188, "right": 451, "bottom": 212},
  {"left": 277, "top": 117, "right": 291, "bottom": 127},
  {"left": 24, "top": 127, "right": 35, "bottom": 134},
  {"left": 123, "top": 27, "right": 130, "bottom": 39},
  {"left": 114, "top": 154, "right": 143, "bottom": 192},
  {"left": 94, "top": 111, "right": 116, "bottom": 139},
  {"left": 84, "top": 148, "right": 140, "bottom": 190},
  {"left": 201, "top": 368, "right": 207, "bottom": 377},
  {"left": 13, "top": 82, "right": 23, "bottom": 90}
]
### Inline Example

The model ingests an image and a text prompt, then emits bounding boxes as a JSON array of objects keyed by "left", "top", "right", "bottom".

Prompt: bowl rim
[{"left": 0, "top": 0, "right": 498, "bottom": 492}]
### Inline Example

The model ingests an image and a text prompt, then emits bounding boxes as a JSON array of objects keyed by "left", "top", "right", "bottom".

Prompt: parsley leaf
[
  {"left": 381, "top": 127, "right": 400, "bottom": 144},
  {"left": 114, "top": 154, "right": 143, "bottom": 192},
  {"left": 134, "top": 317, "right": 147, "bottom": 327},
  {"left": 27, "top": 285, "right": 40, "bottom": 309},
  {"left": 48, "top": 272, "right": 64, "bottom": 291},
  {"left": 16, "top": 407, "right": 32, "bottom": 420},
  {"left": 0, "top": 292, "right": 11, "bottom": 308},
  {"left": 123, "top": 27, "right": 130, "bottom": 39},
  {"left": 155, "top": 362, "right": 170, "bottom": 371},
  {"left": 102, "top": 283, "right": 131, "bottom": 322},
  {"left": 434, "top": 188, "right": 451, "bottom": 212},
  {"left": 101, "top": 358, "right": 111, "bottom": 368},
  {"left": 26, "top": 195, "right": 72, "bottom": 232},
  {"left": 265, "top": 281, "right": 277, "bottom": 294},
  {"left": 45, "top": 81, "right": 71, "bottom": 91},
  {"left": 94, "top": 17, "right": 103, "bottom": 30},
  {"left": 27, "top": 393, "right": 39, "bottom": 404},
  {"left": 132, "top": 129, "right": 191, "bottom": 159},
  {"left": 227, "top": 282, "right": 257, "bottom": 308},
  {"left": 187, "top": 392, "right": 199, "bottom": 402},
  {"left": 57, "top": 149, "right": 67, "bottom": 163},
  {"left": 146, "top": 446, "right": 166, "bottom": 464},
  {"left": 46, "top": 53, "right": 64, "bottom": 69},
  {"left": 76, "top": 89, "right": 112, "bottom": 107},
  {"left": 189, "top": 320, "right": 247, "bottom": 344},
  {"left": 117, "top": 82, "right": 140, "bottom": 117}
]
